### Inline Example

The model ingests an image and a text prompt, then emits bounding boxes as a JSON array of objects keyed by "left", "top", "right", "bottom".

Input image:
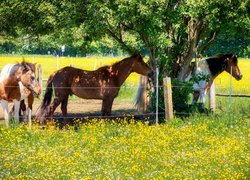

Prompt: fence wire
[{"left": 1, "top": 71, "right": 250, "bottom": 121}]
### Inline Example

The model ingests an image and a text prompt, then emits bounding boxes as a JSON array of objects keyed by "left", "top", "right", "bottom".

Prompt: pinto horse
[
  {"left": 0, "top": 61, "right": 41, "bottom": 127},
  {"left": 186, "top": 53, "right": 242, "bottom": 105},
  {"left": 37, "top": 54, "right": 153, "bottom": 123}
]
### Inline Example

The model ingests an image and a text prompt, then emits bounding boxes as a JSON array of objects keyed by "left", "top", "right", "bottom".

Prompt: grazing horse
[
  {"left": 186, "top": 53, "right": 242, "bottom": 105},
  {"left": 37, "top": 54, "right": 154, "bottom": 123},
  {"left": 0, "top": 61, "right": 41, "bottom": 127}
]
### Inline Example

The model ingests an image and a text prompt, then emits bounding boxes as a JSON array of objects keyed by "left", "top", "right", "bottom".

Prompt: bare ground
[{"left": 0, "top": 98, "right": 152, "bottom": 125}]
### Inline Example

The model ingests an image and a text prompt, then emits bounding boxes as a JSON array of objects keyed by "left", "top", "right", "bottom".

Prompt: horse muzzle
[
  {"left": 236, "top": 74, "right": 243, "bottom": 81},
  {"left": 148, "top": 71, "right": 155, "bottom": 82},
  {"left": 28, "top": 85, "right": 41, "bottom": 98},
  {"left": 32, "top": 91, "right": 41, "bottom": 98}
]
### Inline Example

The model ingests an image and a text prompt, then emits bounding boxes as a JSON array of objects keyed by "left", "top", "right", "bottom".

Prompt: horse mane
[
  {"left": 207, "top": 53, "right": 235, "bottom": 60},
  {"left": 96, "top": 54, "right": 142, "bottom": 71},
  {"left": 9, "top": 64, "right": 22, "bottom": 76},
  {"left": 8, "top": 60, "right": 35, "bottom": 77},
  {"left": 20, "top": 60, "right": 36, "bottom": 72}
]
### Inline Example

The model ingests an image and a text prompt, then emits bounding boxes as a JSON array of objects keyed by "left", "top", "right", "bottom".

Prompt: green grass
[
  {"left": 0, "top": 55, "right": 249, "bottom": 179},
  {"left": 0, "top": 115, "right": 248, "bottom": 179}
]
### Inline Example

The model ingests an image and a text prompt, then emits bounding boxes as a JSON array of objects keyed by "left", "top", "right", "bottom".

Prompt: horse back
[
  {"left": 0, "top": 64, "right": 15, "bottom": 83},
  {"left": 51, "top": 66, "right": 80, "bottom": 89}
]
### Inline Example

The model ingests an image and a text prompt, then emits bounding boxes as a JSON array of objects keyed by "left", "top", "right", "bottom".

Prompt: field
[{"left": 0, "top": 55, "right": 249, "bottom": 179}]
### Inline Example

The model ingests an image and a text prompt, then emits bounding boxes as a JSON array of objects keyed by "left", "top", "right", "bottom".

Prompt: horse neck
[
  {"left": 206, "top": 58, "right": 225, "bottom": 78},
  {"left": 4, "top": 75, "right": 20, "bottom": 88},
  {"left": 112, "top": 59, "right": 133, "bottom": 86}
]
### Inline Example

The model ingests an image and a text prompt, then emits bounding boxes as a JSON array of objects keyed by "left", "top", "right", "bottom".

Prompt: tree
[
  {"left": 84, "top": 0, "right": 250, "bottom": 79},
  {"left": 1, "top": 0, "right": 249, "bottom": 79}
]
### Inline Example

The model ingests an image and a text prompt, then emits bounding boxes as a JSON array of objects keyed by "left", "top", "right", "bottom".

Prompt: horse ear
[
  {"left": 225, "top": 57, "right": 230, "bottom": 62},
  {"left": 231, "top": 54, "right": 237, "bottom": 59},
  {"left": 22, "top": 62, "right": 30, "bottom": 72}
]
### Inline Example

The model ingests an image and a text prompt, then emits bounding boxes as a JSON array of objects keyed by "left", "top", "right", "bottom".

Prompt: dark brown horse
[
  {"left": 37, "top": 54, "right": 153, "bottom": 122},
  {"left": 0, "top": 61, "right": 41, "bottom": 127}
]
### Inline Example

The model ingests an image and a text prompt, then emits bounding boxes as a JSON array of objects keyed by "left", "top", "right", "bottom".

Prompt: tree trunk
[{"left": 177, "top": 52, "right": 195, "bottom": 80}]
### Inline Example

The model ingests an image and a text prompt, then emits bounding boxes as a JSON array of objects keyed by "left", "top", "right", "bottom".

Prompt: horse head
[
  {"left": 224, "top": 54, "right": 242, "bottom": 81},
  {"left": 19, "top": 61, "right": 41, "bottom": 97},
  {"left": 131, "top": 54, "right": 154, "bottom": 81}
]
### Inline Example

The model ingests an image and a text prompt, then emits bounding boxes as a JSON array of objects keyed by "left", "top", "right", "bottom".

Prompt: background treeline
[
  {"left": 1, "top": 0, "right": 249, "bottom": 79},
  {"left": 0, "top": 33, "right": 249, "bottom": 57}
]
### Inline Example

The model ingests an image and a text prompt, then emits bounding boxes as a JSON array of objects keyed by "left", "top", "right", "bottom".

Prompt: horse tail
[
  {"left": 135, "top": 76, "right": 149, "bottom": 113},
  {"left": 36, "top": 74, "right": 54, "bottom": 120}
]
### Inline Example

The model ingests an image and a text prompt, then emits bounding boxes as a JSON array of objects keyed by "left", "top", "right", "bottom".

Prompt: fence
[{"left": 37, "top": 62, "right": 249, "bottom": 123}]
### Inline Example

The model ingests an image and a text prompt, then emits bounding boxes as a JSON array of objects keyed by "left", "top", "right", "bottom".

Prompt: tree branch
[
  {"left": 140, "top": 32, "right": 156, "bottom": 69},
  {"left": 106, "top": 20, "right": 134, "bottom": 54},
  {"left": 199, "top": 30, "right": 220, "bottom": 56}
]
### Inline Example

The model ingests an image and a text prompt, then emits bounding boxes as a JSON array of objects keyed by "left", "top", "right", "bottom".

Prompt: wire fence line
[
  {"left": 2, "top": 81, "right": 250, "bottom": 95},
  {"left": 1, "top": 75, "right": 249, "bottom": 122}
]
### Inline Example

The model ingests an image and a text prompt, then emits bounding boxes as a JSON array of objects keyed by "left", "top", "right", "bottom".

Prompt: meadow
[
  {"left": 0, "top": 55, "right": 249, "bottom": 179},
  {"left": 0, "top": 116, "right": 249, "bottom": 179}
]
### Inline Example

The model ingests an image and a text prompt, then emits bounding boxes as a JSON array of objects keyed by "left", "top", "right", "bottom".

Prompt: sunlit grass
[
  {"left": 0, "top": 115, "right": 248, "bottom": 179},
  {"left": 0, "top": 56, "right": 249, "bottom": 179}
]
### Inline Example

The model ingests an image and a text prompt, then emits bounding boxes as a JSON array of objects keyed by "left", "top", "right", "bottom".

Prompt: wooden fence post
[
  {"left": 37, "top": 64, "right": 43, "bottom": 98},
  {"left": 163, "top": 77, "right": 174, "bottom": 120},
  {"left": 209, "top": 81, "right": 216, "bottom": 111}
]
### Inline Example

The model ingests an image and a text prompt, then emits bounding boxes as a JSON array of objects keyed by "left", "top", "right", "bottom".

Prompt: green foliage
[
  {"left": 190, "top": 73, "right": 210, "bottom": 83},
  {"left": 149, "top": 78, "right": 193, "bottom": 122},
  {"left": 0, "top": 0, "right": 249, "bottom": 78},
  {"left": 171, "top": 79, "right": 193, "bottom": 113}
]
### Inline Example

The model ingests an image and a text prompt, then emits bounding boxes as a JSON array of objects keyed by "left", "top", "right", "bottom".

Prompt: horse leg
[
  {"left": 60, "top": 95, "right": 69, "bottom": 126},
  {"left": 192, "top": 90, "right": 200, "bottom": 104},
  {"left": 101, "top": 97, "right": 114, "bottom": 116},
  {"left": 1, "top": 100, "right": 10, "bottom": 127},
  {"left": 13, "top": 100, "right": 20, "bottom": 125},
  {"left": 19, "top": 100, "right": 26, "bottom": 118},
  {"left": 27, "top": 94, "right": 34, "bottom": 127},
  {"left": 200, "top": 89, "right": 207, "bottom": 108},
  {"left": 40, "top": 97, "right": 62, "bottom": 126},
  {"left": 47, "top": 97, "right": 62, "bottom": 119}
]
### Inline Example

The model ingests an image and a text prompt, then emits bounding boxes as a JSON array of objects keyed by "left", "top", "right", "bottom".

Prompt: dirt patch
[{"left": 0, "top": 98, "right": 152, "bottom": 123}]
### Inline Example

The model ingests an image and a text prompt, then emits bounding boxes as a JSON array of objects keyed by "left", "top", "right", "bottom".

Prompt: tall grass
[
  {"left": 0, "top": 56, "right": 249, "bottom": 179},
  {"left": 0, "top": 115, "right": 248, "bottom": 179}
]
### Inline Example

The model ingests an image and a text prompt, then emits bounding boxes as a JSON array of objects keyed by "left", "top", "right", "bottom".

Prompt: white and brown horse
[
  {"left": 186, "top": 53, "right": 242, "bottom": 105},
  {"left": 135, "top": 53, "right": 242, "bottom": 112},
  {"left": 0, "top": 61, "right": 41, "bottom": 127}
]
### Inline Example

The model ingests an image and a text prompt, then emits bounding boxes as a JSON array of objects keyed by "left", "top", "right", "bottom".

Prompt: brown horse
[
  {"left": 37, "top": 54, "right": 154, "bottom": 122},
  {"left": 0, "top": 61, "right": 41, "bottom": 127}
]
